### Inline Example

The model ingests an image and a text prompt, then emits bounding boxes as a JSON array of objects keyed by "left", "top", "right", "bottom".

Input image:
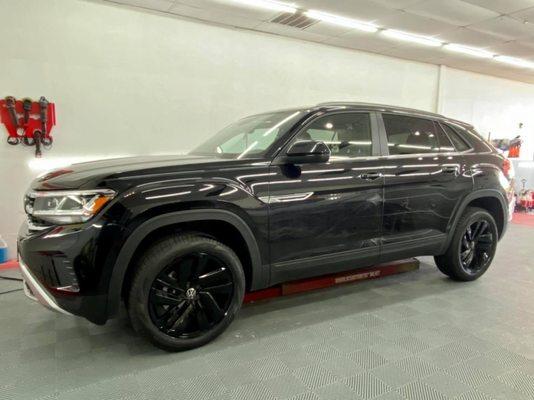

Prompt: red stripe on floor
[
  {"left": 0, "top": 260, "right": 19, "bottom": 270},
  {"left": 512, "top": 212, "right": 534, "bottom": 228}
]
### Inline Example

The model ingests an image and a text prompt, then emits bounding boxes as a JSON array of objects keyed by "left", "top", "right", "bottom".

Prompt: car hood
[{"left": 31, "top": 154, "right": 251, "bottom": 191}]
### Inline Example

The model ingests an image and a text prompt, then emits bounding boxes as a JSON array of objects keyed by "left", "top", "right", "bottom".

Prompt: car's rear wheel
[
  {"left": 434, "top": 207, "right": 498, "bottom": 281},
  {"left": 128, "top": 234, "right": 245, "bottom": 351}
]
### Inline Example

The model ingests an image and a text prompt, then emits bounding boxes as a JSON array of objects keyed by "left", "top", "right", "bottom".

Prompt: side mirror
[{"left": 277, "top": 140, "right": 330, "bottom": 165}]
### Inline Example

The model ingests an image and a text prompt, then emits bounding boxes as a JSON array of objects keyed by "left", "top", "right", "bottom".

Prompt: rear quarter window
[{"left": 440, "top": 123, "right": 471, "bottom": 152}]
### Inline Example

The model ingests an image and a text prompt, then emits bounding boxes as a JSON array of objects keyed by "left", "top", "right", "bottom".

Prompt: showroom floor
[{"left": 0, "top": 224, "right": 533, "bottom": 400}]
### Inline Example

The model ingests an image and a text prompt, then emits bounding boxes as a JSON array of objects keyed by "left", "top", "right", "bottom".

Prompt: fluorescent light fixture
[
  {"left": 228, "top": 0, "right": 297, "bottom": 13},
  {"left": 444, "top": 43, "right": 493, "bottom": 58},
  {"left": 494, "top": 55, "right": 534, "bottom": 69},
  {"left": 305, "top": 10, "right": 378, "bottom": 32},
  {"left": 382, "top": 29, "right": 442, "bottom": 47}
]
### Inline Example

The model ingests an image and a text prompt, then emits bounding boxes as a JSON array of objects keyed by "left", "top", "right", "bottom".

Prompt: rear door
[
  {"left": 377, "top": 113, "right": 472, "bottom": 262},
  {"left": 267, "top": 111, "right": 385, "bottom": 283}
]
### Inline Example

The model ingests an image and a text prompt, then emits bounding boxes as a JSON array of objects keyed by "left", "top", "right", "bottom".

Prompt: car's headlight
[{"left": 26, "top": 189, "right": 116, "bottom": 224}]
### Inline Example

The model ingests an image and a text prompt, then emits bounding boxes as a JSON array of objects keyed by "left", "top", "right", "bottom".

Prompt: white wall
[
  {"left": 440, "top": 66, "right": 534, "bottom": 156},
  {"left": 0, "top": 0, "right": 533, "bottom": 258}
]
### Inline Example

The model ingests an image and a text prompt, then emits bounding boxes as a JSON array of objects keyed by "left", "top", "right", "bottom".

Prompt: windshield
[{"left": 191, "top": 110, "right": 302, "bottom": 159}]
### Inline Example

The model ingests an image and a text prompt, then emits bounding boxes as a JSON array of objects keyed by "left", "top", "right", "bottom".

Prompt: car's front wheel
[
  {"left": 128, "top": 234, "right": 245, "bottom": 351},
  {"left": 435, "top": 207, "right": 498, "bottom": 281}
]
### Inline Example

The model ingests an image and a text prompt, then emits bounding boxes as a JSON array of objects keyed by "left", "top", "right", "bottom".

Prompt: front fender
[{"left": 106, "top": 209, "right": 266, "bottom": 318}]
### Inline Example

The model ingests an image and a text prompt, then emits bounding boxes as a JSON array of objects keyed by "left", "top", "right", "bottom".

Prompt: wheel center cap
[{"left": 185, "top": 287, "right": 197, "bottom": 300}]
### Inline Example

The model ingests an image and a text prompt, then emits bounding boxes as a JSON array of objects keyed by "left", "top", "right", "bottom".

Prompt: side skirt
[
  {"left": 270, "top": 247, "right": 379, "bottom": 286},
  {"left": 269, "top": 234, "right": 446, "bottom": 286},
  {"left": 379, "top": 234, "right": 446, "bottom": 263}
]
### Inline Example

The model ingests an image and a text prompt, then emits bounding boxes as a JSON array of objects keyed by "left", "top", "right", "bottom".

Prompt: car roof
[
  {"left": 250, "top": 102, "right": 473, "bottom": 129},
  {"left": 313, "top": 102, "right": 473, "bottom": 129}
]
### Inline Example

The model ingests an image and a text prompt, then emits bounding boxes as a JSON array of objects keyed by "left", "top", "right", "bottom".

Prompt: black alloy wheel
[
  {"left": 128, "top": 234, "right": 245, "bottom": 351},
  {"left": 459, "top": 220, "right": 494, "bottom": 274},
  {"left": 434, "top": 207, "right": 498, "bottom": 281},
  {"left": 148, "top": 252, "right": 234, "bottom": 339}
]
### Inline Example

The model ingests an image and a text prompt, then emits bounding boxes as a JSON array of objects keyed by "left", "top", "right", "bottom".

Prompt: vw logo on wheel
[{"left": 185, "top": 287, "right": 197, "bottom": 300}]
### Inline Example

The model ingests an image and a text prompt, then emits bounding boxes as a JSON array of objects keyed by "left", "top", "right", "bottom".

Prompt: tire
[
  {"left": 434, "top": 207, "right": 498, "bottom": 281},
  {"left": 127, "top": 234, "right": 245, "bottom": 352}
]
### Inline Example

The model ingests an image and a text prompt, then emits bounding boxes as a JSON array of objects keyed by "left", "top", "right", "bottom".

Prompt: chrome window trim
[{"left": 321, "top": 149, "right": 471, "bottom": 164}]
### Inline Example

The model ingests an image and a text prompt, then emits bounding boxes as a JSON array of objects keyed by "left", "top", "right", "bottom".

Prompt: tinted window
[
  {"left": 435, "top": 125, "right": 455, "bottom": 152},
  {"left": 441, "top": 123, "right": 471, "bottom": 151},
  {"left": 296, "top": 113, "right": 372, "bottom": 158},
  {"left": 382, "top": 114, "right": 454, "bottom": 155}
]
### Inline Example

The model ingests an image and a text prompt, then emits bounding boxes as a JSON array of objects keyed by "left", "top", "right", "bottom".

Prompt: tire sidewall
[{"left": 129, "top": 237, "right": 245, "bottom": 351}]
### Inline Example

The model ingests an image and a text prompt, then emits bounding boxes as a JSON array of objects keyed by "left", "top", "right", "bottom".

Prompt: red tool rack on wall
[{"left": 0, "top": 97, "right": 56, "bottom": 157}]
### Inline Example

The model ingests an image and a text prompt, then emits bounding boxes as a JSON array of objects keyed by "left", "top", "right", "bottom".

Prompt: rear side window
[
  {"left": 440, "top": 123, "right": 471, "bottom": 152},
  {"left": 382, "top": 114, "right": 453, "bottom": 155}
]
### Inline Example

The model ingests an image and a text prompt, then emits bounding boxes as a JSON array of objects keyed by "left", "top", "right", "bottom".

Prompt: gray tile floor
[{"left": 0, "top": 223, "right": 533, "bottom": 400}]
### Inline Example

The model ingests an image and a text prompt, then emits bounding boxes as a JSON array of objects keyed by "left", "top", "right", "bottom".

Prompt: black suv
[{"left": 18, "top": 102, "right": 514, "bottom": 351}]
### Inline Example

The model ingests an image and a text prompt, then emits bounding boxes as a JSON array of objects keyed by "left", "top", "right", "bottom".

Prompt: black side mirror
[{"left": 276, "top": 140, "right": 331, "bottom": 165}]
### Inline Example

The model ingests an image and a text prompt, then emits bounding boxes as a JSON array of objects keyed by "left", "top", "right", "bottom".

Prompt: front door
[
  {"left": 377, "top": 113, "right": 473, "bottom": 262},
  {"left": 267, "top": 111, "right": 384, "bottom": 284}
]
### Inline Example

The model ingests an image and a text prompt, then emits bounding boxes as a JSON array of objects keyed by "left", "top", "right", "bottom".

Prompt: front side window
[
  {"left": 383, "top": 114, "right": 454, "bottom": 155},
  {"left": 192, "top": 110, "right": 302, "bottom": 159},
  {"left": 294, "top": 113, "right": 373, "bottom": 159}
]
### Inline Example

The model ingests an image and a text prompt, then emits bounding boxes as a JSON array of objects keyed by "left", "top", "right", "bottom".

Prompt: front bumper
[
  {"left": 17, "top": 219, "right": 117, "bottom": 324},
  {"left": 20, "top": 257, "right": 73, "bottom": 315}
]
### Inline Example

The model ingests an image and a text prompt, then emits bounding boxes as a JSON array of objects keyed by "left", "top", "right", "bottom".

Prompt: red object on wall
[{"left": 0, "top": 97, "right": 56, "bottom": 151}]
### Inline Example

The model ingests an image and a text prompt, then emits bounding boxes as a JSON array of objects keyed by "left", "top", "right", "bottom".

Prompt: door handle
[
  {"left": 359, "top": 172, "right": 383, "bottom": 181},
  {"left": 441, "top": 166, "right": 458, "bottom": 174}
]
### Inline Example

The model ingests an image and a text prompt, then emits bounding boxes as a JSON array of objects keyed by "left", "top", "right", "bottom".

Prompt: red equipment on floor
[
  {"left": 0, "top": 96, "right": 56, "bottom": 157},
  {"left": 516, "top": 179, "right": 533, "bottom": 211}
]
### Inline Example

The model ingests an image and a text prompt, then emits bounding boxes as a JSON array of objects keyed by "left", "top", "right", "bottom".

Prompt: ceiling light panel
[
  {"left": 444, "top": 43, "right": 494, "bottom": 58},
  {"left": 305, "top": 9, "right": 378, "bottom": 32},
  {"left": 375, "top": 11, "right": 457, "bottom": 36},
  {"left": 494, "top": 55, "right": 534, "bottom": 69},
  {"left": 382, "top": 29, "right": 443, "bottom": 47},
  {"left": 436, "top": 27, "right": 503, "bottom": 48}
]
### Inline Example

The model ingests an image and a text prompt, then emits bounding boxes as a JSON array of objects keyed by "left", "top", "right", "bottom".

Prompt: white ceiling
[{"left": 102, "top": 0, "right": 534, "bottom": 84}]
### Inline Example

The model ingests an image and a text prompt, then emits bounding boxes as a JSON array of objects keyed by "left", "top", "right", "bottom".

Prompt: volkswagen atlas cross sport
[{"left": 18, "top": 102, "right": 514, "bottom": 351}]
